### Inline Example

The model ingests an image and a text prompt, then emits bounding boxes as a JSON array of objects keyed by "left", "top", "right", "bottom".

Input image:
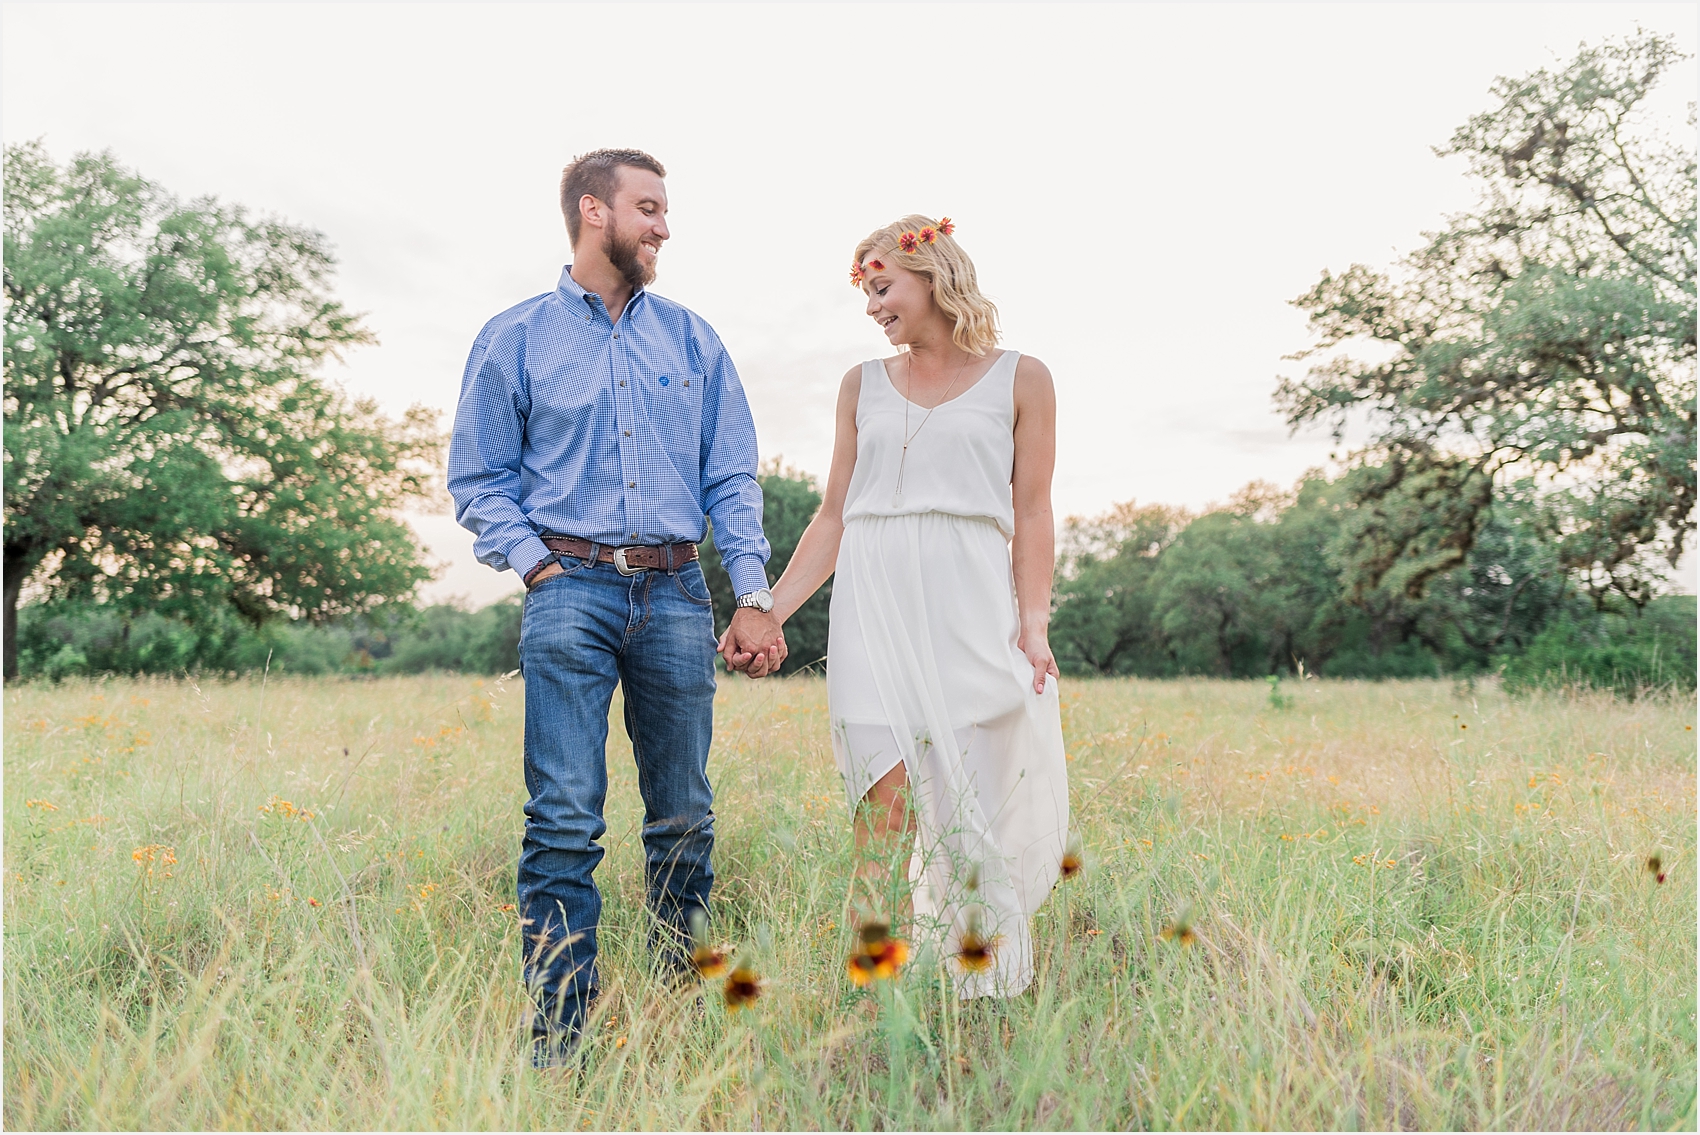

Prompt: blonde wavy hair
[{"left": 854, "top": 215, "right": 1000, "bottom": 356}]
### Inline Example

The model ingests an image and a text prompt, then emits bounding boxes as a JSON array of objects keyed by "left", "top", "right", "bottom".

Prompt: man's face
[{"left": 602, "top": 167, "right": 669, "bottom": 290}]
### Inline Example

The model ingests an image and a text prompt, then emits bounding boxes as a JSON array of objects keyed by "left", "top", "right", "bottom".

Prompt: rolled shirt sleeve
[
  {"left": 446, "top": 328, "right": 552, "bottom": 579},
  {"left": 694, "top": 326, "right": 772, "bottom": 597}
]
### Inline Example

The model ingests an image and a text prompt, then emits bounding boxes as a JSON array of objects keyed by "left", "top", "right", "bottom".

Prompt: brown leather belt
[{"left": 542, "top": 535, "right": 699, "bottom": 576}]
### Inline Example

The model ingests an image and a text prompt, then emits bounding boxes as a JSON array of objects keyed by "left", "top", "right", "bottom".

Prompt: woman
[{"left": 726, "top": 215, "right": 1069, "bottom": 998}]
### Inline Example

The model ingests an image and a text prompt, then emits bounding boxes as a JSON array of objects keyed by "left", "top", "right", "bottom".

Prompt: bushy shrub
[{"left": 1499, "top": 596, "right": 1697, "bottom": 698}]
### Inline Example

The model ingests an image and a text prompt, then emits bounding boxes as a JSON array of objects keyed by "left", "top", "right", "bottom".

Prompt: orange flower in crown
[{"left": 852, "top": 218, "right": 957, "bottom": 288}]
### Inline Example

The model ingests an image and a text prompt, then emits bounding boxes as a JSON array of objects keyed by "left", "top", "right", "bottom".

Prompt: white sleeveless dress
[{"left": 828, "top": 349, "right": 1070, "bottom": 999}]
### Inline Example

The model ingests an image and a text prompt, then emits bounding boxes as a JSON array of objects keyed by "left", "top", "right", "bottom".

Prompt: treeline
[
  {"left": 1050, "top": 476, "right": 1694, "bottom": 696},
  {"left": 15, "top": 466, "right": 1695, "bottom": 696}
]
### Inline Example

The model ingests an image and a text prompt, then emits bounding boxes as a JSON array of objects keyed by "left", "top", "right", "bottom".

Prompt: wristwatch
[{"left": 735, "top": 588, "right": 774, "bottom": 613}]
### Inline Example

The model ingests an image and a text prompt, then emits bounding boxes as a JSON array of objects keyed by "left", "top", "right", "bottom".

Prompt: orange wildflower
[
  {"left": 1159, "top": 922, "right": 1197, "bottom": 947},
  {"left": 936, "top": 217, "right": 955, "bottom": 235},
  {"left": 897, "top": 232, "right": 920, "bottom": 254},
  {"left": 868, "top": 259, "right": 884, "bottom": 271},
  {"left": 918, "top": 226, "right": 938, "bottom": 244},
  {"left": 955, "top": 913, "right": 997, "bottom": 973},
  {"left": 692, "top": 941, "right": 732, "bottom": 980},
  {"left": 846, "top": 922, "right": 909, "bottom": 985},
  {"left": 1060, "top": 835, "right": 1084, "bottom": 880},
  {"left": 723, "top": 966, "right": 763, "bottom": 1010}
]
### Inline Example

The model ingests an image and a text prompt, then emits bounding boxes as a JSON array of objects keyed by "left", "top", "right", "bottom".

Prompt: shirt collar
[{"left": 557, "top": 264, "right": 646, "bottom": 316}]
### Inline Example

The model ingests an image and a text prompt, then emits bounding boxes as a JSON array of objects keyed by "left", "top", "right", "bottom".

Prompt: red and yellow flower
[
  {"left": 846, "top": 922, "right": 909, "bottom": 985},
  {"left": 897, "top": 231, "right": 920, "bottom": 254}
]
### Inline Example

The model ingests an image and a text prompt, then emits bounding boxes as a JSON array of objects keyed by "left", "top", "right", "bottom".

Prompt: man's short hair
[{"left": 559, "top": 149, "right": 667, "bottom": 244}]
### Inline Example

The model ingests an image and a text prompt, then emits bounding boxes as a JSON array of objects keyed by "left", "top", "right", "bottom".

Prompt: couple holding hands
[{"left": 448, "top": 148, "right": 1070, "bottom": 1065}]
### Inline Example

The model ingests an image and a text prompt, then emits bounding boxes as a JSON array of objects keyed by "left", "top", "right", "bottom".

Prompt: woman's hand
[{"left": 1018, "top": 625, "right": 1060, "bottom": 694}]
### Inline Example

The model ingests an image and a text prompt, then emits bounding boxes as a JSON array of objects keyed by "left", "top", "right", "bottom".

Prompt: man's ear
[{"left": 578, "top": 194, "right": 605, "bottom": 233}]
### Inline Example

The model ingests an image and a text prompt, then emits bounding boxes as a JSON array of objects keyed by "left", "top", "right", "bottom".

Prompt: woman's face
[{"left": 862, "top": 262, "right": 936, "bottom": 346}]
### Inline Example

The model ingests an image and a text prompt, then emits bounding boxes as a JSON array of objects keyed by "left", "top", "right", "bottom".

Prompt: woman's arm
[
  {"left": 719, "top": 366, "right": 861, "bottom": 666},
  {"left": 1011, "top": 354, "right": 1059, "bottom": 694}
]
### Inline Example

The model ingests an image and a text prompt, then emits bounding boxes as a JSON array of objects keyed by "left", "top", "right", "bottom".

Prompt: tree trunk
[{"left": 4, "top": 552, "right": 27, "bottom": 681}]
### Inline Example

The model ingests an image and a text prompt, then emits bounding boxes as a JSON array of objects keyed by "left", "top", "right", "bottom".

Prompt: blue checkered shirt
[{"left": 447, "top": 266, "right": 771, "bottom": 596}]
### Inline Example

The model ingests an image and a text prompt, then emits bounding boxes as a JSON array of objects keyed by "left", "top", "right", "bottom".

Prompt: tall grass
[{"left": 4, "top": 673, "right": 1693, "bottom": 1129}]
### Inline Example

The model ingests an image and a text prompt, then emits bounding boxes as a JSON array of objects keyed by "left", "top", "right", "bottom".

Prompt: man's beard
[{"left": 604, "top": 219, "right": 656, "bottom": 290}]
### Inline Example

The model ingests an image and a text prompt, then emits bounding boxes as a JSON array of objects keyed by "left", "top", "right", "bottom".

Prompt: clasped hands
[{"left": 717, "top": 608, "right": 787, "bottom": 679}]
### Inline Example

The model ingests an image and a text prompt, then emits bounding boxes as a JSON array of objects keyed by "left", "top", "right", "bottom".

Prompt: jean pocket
[
  {"left": 671, "top": 564, "right": 715, "bottom": 607},
  {"left": 525, "top": 556, "right": 590, "bottom": 597}
]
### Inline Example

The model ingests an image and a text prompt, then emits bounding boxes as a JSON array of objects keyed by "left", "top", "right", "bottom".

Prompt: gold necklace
[{"left": 893, "top": 351, "right": 971, "bottom": 504}]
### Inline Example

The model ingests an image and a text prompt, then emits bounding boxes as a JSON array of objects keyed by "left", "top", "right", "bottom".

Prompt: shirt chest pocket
[{"left": 647, "top": 369, "right": 704, "bottom": 455}]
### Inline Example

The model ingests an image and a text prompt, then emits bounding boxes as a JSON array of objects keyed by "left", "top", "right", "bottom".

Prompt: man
[{"left": 447, "top": 148, "right": 786, "bottom": 1066}]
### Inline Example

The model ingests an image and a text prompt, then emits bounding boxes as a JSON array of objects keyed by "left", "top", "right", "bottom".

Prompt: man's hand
[
  {"left": 718, "top": 609, "right": 787, "bottom": 678},
  {"left": 526, "top": 560, "right": 565, "bottom": 589}
]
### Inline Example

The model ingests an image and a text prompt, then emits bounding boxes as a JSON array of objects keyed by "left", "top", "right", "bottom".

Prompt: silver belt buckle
[{"left": 612, "top": 546, "right": 643, "bottom": 576}]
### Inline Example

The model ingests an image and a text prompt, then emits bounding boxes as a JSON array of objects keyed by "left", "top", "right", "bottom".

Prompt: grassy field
[{"left": 3, "top": 672, "right": 1694, "bottom": 1130}]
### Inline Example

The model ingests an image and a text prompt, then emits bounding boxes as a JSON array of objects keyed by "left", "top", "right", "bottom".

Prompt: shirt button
[
  {"left": 619, "top": 380, "right": 626, "bottom": 387},
  {"left": 623, "top": 430, "right": 632, "bottom": 437},
  {"left": 630, "top": 533, "right": 638, "bottom": 539},
  {"left": 628, "top": 481, "right": 637, "bottom": 488},
  {"left": 613, "top": 333, "right": 620, "bottom": 340}
]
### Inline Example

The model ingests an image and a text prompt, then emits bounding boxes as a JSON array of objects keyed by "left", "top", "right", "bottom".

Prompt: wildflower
[
  {"left": 918, "top": 226, "right": 938, "bottom": 244},
  {"left": 955, "top": 914, "right": 996, "bottom": 973},
  {"left": 1060, "top": 835, "right": 1084, "bottom": 881},
  {"left": 692, "top": 941, "right": 732, "bottom": 979},
  {"left": 687, "top": 908, "right": 732, "bottom": 979},
  {"left": 614, "top": 1036, "right": 627, "bottom": 1049},
  {"left": 898, "top": 231, "right": 920, "bottom": 254},
  {"left": 849, "top": 262, "right": 865, "bottom": 287},
  {"left": 308, "top": 897, "right": 323, "bottom": 907},
  {"left": 846, "top": 922, "right": 909, "bottom": 985},
  {"left": 937, "top": 217, "right": 955, "bottom": 235},
  {"left": 1159, "top": 920, "right": 1196, "bottom": 947},
  {"left": 868, "top": 259, "right": 884, "bottom": 271},
  {"left": 25, "top": 799, "right": 58, "bottom": 812},
  {"left": 499, "top": 903, "right": 516, "bottom": 912},
  {"left": 723, "top": 966, "right": 763, "bottom": 1010},
  {"left": 1647, "top": 855, "right": 1666, "bottom": 884}
]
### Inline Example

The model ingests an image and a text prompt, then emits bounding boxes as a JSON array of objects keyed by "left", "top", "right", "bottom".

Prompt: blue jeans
[{"left": 517, "top": 551, "right": 718, "bottom": 1056}]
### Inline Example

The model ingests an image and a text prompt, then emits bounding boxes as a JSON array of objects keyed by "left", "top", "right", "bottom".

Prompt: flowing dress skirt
[{"left": 828, "top": 512, "right": 1070, "bottom": 998}]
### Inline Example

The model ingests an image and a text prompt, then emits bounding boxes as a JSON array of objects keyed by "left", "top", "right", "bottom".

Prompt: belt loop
[
  {"left": 586, "top": 540, "right": 601, "bottom": 568},
  {"left": 666, "top": 542, "right": 678, "bottom": 575}
]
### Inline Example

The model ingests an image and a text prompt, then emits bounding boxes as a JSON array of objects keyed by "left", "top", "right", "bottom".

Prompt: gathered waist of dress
[{"left": 842, "top": 508, "right": 1013, "bottom": 540}]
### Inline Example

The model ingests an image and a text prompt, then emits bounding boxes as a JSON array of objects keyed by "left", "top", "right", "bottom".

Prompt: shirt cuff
[
  {"left": 724, "top": 554, "right": 771, "bottom": 599},
  {"left": 509, "top": 535, "right": 553, "bottom": 580}
]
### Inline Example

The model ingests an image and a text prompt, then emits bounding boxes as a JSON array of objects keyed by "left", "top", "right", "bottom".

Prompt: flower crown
[{"left": 850, "top": 217, "right": 955, "bottom": 287}]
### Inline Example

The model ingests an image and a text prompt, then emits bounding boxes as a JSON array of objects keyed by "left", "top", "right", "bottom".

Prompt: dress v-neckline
[{"left": 879, "top": 350, "right": 1010, "bottom": 411}]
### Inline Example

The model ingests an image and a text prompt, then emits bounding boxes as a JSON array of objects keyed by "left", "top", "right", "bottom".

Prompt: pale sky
[{"left": 4, "top": 3, "right": 1694, "bottom": 606}]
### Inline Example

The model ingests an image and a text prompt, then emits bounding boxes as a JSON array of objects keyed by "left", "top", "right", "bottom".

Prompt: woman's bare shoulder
[{"left": 1012, "top": 353, "right": 1055, "bottom": 403}]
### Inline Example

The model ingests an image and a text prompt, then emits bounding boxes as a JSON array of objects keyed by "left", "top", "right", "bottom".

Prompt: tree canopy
[
  {"left": 3, "top": 143, "right": 439, "bottom": 679},
  {"left": 1277, "top": 32, "right": 1696, "bottom": 609}
]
